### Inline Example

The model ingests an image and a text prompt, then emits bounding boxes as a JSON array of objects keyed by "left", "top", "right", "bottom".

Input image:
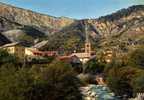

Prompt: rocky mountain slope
[
  {"left": 0, "top": 2, "right": 144, "bottom": 53},
  {"left": 0, "top": 2, "right": 74, "bottom": 46},
  {"left": 0, "top": 3, "right": 74, "bottom": 32},
  {"left": 47, "top": 5, "right": 144, "bottom": 52}
]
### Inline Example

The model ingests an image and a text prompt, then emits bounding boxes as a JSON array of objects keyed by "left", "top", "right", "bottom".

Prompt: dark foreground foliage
[{"left": 0, "top": 50, "right": 82, "bottom": 100}]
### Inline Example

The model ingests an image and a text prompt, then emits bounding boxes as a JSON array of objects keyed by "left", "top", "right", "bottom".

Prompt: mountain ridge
[
  {"left": 0, "top": 2, "right": 75, "bottom": 33},
  {"left": 0, "top": 2, "right": 144, "bottom": 53}
]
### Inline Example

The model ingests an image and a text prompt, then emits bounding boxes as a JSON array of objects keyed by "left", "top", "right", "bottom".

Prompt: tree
[
  {"left": 38, "top": 60, "right": 82, "bottom": 100},
  {"left": 18, "top": 34, "right": 34, "bottom": 45},
  {"left": 84, "top": 58, "right": 105, "bottom": 74},
  {"left": 128, "top": 46, "right": 144, "bottom": 69},
  {"left": 0, "top": 66, "right": 31, "bottom": 100},
  {"left": 64, "top": 36, "right": 81, "bottom": 52},
  {"left": 106, "top": 66, "right": 139, "bottom": 97},
  {"left": 0, "top": 60, "right": 82, "bottom": 100},
  {"left": 0, "top": 49, "right": 18, "bottom": 65},
  {"left": 132, "top": 72, "right": 144, "bottom": 94}
]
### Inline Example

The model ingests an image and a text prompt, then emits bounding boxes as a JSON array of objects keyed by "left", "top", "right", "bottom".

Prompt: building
[
  {"left": 25, "top": 47, "right": 58, "bottom": 62},
  {"left": 1, "top": 42, "right": 25, "bottom": 59},
  {"left": 28, "top": 49, "right": 58, "bottom": 57},
  {"left": 58, "top": 55, "right": 81, "bottom": 64},
  {"left": 25, "top": 48, "right": 35, "bottom": 57},
  {"left": 103, "top": 50, "right": 113, "bottom": 63},
  {"left": 32, "top": 40, "right": 48, "bottom": 50},
  {"left": 1, "top": 42, "right": 58, "bottom": 61},
  {"left": 71, "top": 52, "right": 91, "bottom": 64}
]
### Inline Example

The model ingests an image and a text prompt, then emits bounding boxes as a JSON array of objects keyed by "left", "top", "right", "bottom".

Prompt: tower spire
[
  {"left": 85, "top": 21, "right": 89, "bottom": 43},
  {"left": 85, "top": 19, "right": 91, "bottom": 55}
]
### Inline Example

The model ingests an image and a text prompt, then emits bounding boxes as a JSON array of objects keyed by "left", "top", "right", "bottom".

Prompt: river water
[{"left": 80, "top": 84, "right": 118, "bottom": 100}]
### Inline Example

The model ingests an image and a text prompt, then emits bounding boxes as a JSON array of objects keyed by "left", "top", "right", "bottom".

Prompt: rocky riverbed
[{"left": 80, "top": 84, "right": 117, "bottom": 100}]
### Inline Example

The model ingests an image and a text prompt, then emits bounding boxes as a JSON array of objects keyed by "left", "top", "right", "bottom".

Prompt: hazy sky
[{"left": 0, "top": 0, "right": 144, "bottom": 19}]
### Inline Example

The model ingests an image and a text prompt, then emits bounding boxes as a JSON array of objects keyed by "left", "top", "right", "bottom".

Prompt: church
[{"left": 70, "top": 20, "right": 96, "bottom": 64}]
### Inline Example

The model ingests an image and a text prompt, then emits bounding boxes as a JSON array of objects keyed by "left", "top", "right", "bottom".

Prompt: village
[
  {"left": 0, "top": 21, "right": 114, "bottom": 65},
  {"left": 0, "top": 32, "right": 119, "bottom": 100}
]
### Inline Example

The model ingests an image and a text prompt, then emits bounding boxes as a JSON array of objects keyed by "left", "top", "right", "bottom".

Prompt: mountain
[
  {"left": 46, "top": 5, "right": 144, "bottom": 53},
  {"left": 0, "top": 2, "right": 144, "bottom": 53},
  {"left": 0, "top": 3, "right": 74, "bottom": 32},
  {"left": 0, "top": 2, "right": 74, "bottom": 45}
]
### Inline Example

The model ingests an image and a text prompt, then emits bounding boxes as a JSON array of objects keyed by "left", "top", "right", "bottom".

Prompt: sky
[{"left": 0, "top": 0, "right": 144, "bottom": 19}]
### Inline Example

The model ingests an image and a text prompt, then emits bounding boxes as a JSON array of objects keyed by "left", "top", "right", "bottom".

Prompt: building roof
[
  {"left": 28, "top": 48, "right": 58, "bottom": 57},
  {"left": 32, "top": 40, "right": 48, "bottom": 49},
  {"left": 57, "top": 55, "right": 81, "bottom": 63},
  {"left": 71, "top": 52, "right": 90, "bottom": 58},
  {"left": 1, "top": 42, "right": 20, "bottom": 48}
]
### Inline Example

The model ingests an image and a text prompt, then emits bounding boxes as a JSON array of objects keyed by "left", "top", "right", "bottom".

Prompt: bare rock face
[
  {"left": 0, "top": 3, "right": 74, "bottom": 33},
  {"left": 79, "top": 5, "right": 144, "bottom": 39},
  {"left": 0, "top": 2, "right": 75, "bottom": 45}
]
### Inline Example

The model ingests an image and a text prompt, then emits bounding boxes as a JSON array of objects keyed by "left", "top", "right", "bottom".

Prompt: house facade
[{"left": 1, "top": 42, "right": 25, "bottom": 60}]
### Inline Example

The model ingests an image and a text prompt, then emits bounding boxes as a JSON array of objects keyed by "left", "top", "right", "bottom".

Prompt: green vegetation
[
  {"left": 84, "top": 59, "right": 105, "bottom": 74},
  {"left": 80, "top": 46, "right": 144, "bottom": 98},
  {"left": 104, "top": 46, "right": 144, "bottom": 98},
  {"left": 128, "top": 46, "right": 144, "bottom": 69},
  {"left": 18, "top": 34, "right": 34, "bottom": 45},
  {"left": 0, "top": 49, "right": 18, "bottom": 65},
  {"left": 64, "top": 36, "right": 81, "bottom": 52},
  {"left": 106, "top": 66, "right": 136, "bottom": 97},
  {"left": 0, "top": 45, "right": 144, "bottom": 99},
  {"left": 132, "top": 73, "right": 144, "bottom": 93},
  {"left": 0, "top": 50, "right": 82, "bottom": 100}
]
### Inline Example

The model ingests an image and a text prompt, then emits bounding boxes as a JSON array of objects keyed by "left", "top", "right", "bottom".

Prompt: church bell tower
[{"left": 85, "top": 20, "right": 91, "bottom": 56}]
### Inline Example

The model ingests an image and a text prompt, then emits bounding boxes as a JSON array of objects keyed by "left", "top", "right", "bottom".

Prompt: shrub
[
  {"left": 128, "top": 47, "right": 144, "bottom": 69},
  {"left": 77, "top": 73, "right": 96, "bottom": 85},
  {"left": 0, "top": 60, "right": 82, "bottom": 100},
  {"left": 39, "top": 60, "right": 82, "bottom": 100},
  {"left": 0, "top": 49, "right": 18, "bottom": 64},
  {"left": 132, "top": 72, "right": 144, "bottom": 94},
  {"left": 84, "top": 59, "right": 105, "bottom": 74},
  {"left": 106, "top": 67, "right": 138, "bottom": 97}
]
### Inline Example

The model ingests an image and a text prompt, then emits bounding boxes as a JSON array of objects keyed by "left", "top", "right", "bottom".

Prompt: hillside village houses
[
  {"left": 0, "top": 37, "right": 95, "bottom": 64},
  {"left": 0, "top": 40, "right": 114, "bottom": 64},
  {"left": 103, "top": 49, "right": 113, "bottom": 63},
  {"left": 0, "top": 20, "right": 114, "bottom": 64},
  {"left": 1, "top": 42, "right": 25, "bottom": 60},
  {"left": 0, "top": 42, "right": 56, "bottom": 61}
]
